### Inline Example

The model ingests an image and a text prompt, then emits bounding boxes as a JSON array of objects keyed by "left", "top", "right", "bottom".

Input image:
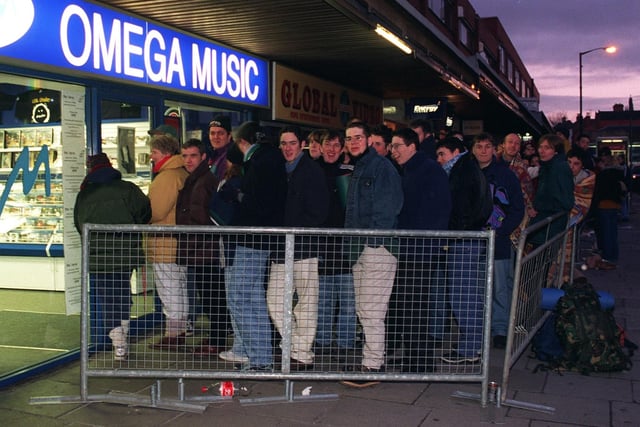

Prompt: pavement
[{"left": 1, "top": 197, "right": 640, "bottom": 426}]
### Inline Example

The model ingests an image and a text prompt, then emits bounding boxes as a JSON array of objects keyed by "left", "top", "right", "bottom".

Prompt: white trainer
[
  {"left": 108, "top": 326, "right": 128, "bottom": 361},
  {"left": 219, "top": 350, "right": 249, "bottom": 363}
]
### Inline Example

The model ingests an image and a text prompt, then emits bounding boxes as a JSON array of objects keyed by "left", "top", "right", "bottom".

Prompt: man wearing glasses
[
  {"left": 387, "top": 128, "right": 451, "bottom": 372},
  {"left": 343, "top": 121, "right": 403, "bottom": 374}
]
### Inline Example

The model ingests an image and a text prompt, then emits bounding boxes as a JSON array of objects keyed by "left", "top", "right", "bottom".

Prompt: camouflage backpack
[{"left": 554, "top": 278, "right": 632, "bottom": 374}]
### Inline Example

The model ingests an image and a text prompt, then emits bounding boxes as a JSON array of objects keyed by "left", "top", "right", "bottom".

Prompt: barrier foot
[
  {"left": 29, "top": 393, "right": 209, "bottom": 413},
  {"left": 239, "top": 380, "right": 339, "bottom": 406},
  {"left": 451, "top": 391, "right": 555, "bottom": 415},
  {"left": 30, "top": 395, "right": 87, "bottom": 405},
  {"left": 502, "top": 398, "right": 555, "bottom": 414}
]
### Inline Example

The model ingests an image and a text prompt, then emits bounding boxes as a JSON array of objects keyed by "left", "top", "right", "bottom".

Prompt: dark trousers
[{"left": 188, "top": 264, "right": 230, "bottom": 347}]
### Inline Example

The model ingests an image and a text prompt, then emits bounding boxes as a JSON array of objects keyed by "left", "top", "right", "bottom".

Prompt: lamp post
[{"left": 579, "top": 46, "right": 617, "bottom": 135}]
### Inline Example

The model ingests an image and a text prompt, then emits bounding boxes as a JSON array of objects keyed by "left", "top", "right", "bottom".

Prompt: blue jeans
[
  {"left": 90, "top": 271, "right": 132, "bottom": 349},
  {"left": 446, "top": 241, "right": 487, "bottom": 357},
  {"left": 225, "top": 246, "right": 272, "bottom": 367},
  {"left": 595, "top": 208, "right": 619, "bottom": 262},
  {"left": 491, "top": 256, "right": 514, "bottom": 337},
  {"left": 186, "top": 271, "right": 198, "bottom": 323},
  {"left": 316, "top": 273, "right": 356, "bottom": 349}
]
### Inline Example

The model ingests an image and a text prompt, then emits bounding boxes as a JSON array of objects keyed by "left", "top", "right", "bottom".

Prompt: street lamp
[{"left": 579, "top": 45, "right": 617, "bottom": 135}]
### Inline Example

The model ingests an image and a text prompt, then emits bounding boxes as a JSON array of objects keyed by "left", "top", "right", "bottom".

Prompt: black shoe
[
  {"left": 288, "top": 358, "right": 314, "bottom": 371},
  {"left": 148, "top": 335, "right": 186, "bottom": 351},
  {"left": 247, "top": 365, "right": 272, "bottom": 372},
  {"left": 361, "top": 365, "right": 384, "bottom": 373},
  {"left": 493, "top": 335, "right": 507, "bottom": 349}
]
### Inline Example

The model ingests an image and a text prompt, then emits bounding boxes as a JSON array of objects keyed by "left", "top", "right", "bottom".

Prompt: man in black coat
[
  {"left": 472, "top": 133, "right": 525, "bottom": 349},
  {"left": 266, "top": 126, "right": 329, "bottom": 370},
  {"left": 435, "top": 137, "right": 492, "bottom": 364},
  {"left": 387, "top": 128, "right": 452, "bottom": 372}
]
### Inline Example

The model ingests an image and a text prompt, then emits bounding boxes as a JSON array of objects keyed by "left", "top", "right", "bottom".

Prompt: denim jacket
[{"left": 344, "top": 147, "right": 403, "bottom": 254}]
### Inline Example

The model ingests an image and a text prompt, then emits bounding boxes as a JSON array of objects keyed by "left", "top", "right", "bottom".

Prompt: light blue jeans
[
  {"left": 316, "top": 273, "right": 357, "bottom": 349},
  {"left": 225, "top": 246, "right": 272, "bottom": 368},
  {"left": 491, "top": 257, "right": 514, "bottom": 337}
]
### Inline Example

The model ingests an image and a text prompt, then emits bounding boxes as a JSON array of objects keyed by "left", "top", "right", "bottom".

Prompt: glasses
[
  {"left": 345, "top": 134, "right": 366, "bottom": 143},
  {"left": 389, "top": 143, "right": 406, "bottom": 151}
]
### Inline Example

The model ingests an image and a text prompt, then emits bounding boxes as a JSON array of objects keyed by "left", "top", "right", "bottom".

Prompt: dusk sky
[{"left": 471, "top": 0, "right": 640, "bottom": 122}]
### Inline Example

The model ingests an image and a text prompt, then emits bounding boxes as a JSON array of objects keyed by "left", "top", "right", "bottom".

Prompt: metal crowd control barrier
[
  {"left": 31, "top": 224, "right": 494, "bottom": 412},
  {"left": 497, "top": 212, "right": 574, "bottom": 414}
]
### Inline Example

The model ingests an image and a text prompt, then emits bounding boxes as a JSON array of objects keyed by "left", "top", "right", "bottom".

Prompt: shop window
[
  {"left": 100, "top": 99, "right": 152, "bottom": 179},
  {"left": 498, "top": 45, "right": 505, "bottom": 74},
  {"left": 0, "top": 73, "right": 87, "bottom": 383}
]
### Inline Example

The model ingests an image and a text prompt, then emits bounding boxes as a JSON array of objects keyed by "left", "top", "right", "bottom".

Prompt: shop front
[{"left": 0, "top": 0, "right": 269, "bottom": 385}]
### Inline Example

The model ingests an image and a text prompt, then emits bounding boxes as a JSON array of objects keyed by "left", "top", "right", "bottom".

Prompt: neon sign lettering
[{"left": 0, "top": 1, "right": 269, "bottom": 106}]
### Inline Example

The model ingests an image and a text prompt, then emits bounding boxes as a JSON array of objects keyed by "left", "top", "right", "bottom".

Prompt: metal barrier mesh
[
  {"left": 501, "top": 213, "right": 573, "bottom": 402},
  {"left": 83, "top": 225, "right": 492, "bottom": 381}
]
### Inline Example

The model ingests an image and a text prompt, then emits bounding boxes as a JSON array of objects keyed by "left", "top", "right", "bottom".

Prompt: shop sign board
[
  {"left": 407, "top": 97, "right": 447, "bottom": 120},
  {"left": 462, "top": 119, "right": 484, "bottom": 136},
  {"left": 273, "top": 63, "right": 382, "bottom": 128},
  {"left": 0, "top": 0, "right": 269, "bottom": 107}
]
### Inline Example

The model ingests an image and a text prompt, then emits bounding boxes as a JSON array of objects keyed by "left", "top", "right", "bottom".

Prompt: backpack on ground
[
  {"left": 553, "top": 278, "right": 632, "bottom": 374},
  {"left": 531, "top": 313, "right": 564, "bottom": 365}
]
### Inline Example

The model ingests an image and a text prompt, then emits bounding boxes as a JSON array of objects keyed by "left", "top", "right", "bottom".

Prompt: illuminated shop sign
[
  {"left": 0, "top": 0, "right": 269, "bottom": 107},
  {"left": 408, "top": 98, "right": 447, "bottom": 119},
  {"left": 273, "top": 64, "right": 382, "bottom": 128}
]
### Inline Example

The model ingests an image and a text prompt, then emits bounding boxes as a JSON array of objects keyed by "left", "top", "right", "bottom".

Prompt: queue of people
[{"left": 75, "top": 118, "right": 624, "bottom": 376}]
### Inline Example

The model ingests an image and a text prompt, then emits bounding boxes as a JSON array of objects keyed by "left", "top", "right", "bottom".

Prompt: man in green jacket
[{"left": 74, "top": 153, "right": 151, "bottom": 360}]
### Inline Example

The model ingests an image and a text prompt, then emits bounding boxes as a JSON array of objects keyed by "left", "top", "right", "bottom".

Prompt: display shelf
[
  {"left": 0, "top": 180, "right": 64, "bottom": 250},
  {"left": 0, "top": 126, "right": 62, "bottom": 171}
]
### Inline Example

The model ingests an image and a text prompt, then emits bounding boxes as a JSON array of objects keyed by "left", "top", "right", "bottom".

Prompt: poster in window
[
  {"left": 5, "top": 130, "right": 20, "bottom": 148},
  {"left": 15, "top": 89, "right": 61, "bottom": 124},
  {"left": 21, "top": 128, "right": 37, "bottom": 147},
  {"left": 0, "top": 152, "right": 12, "bottom": 169},
  {"left": 37, "top": 128, "right": 54, "bottom": 146},
  {"left": 117, "top": 126, "right": 136, "bottom": 174}
]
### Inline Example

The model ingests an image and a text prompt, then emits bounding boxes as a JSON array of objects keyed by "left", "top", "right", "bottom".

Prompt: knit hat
[
  {"left": 87, "top": 153, "right": 111, "bottom": 170},
  {"left": 226, "top": 142, "right": 243, "bottom": 165},
  {"left": 209, "top": 115, "right": 231, "bottom": 132}
]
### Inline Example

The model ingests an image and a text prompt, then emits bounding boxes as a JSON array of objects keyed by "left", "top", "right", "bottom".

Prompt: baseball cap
[{"left": 148, "top": 124, "right": 178, "bottom": 138}]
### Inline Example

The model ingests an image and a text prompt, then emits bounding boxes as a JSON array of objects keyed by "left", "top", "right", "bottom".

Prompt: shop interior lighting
[{"left": 375, "top": 24, "right": 412, "bottom": 55}]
